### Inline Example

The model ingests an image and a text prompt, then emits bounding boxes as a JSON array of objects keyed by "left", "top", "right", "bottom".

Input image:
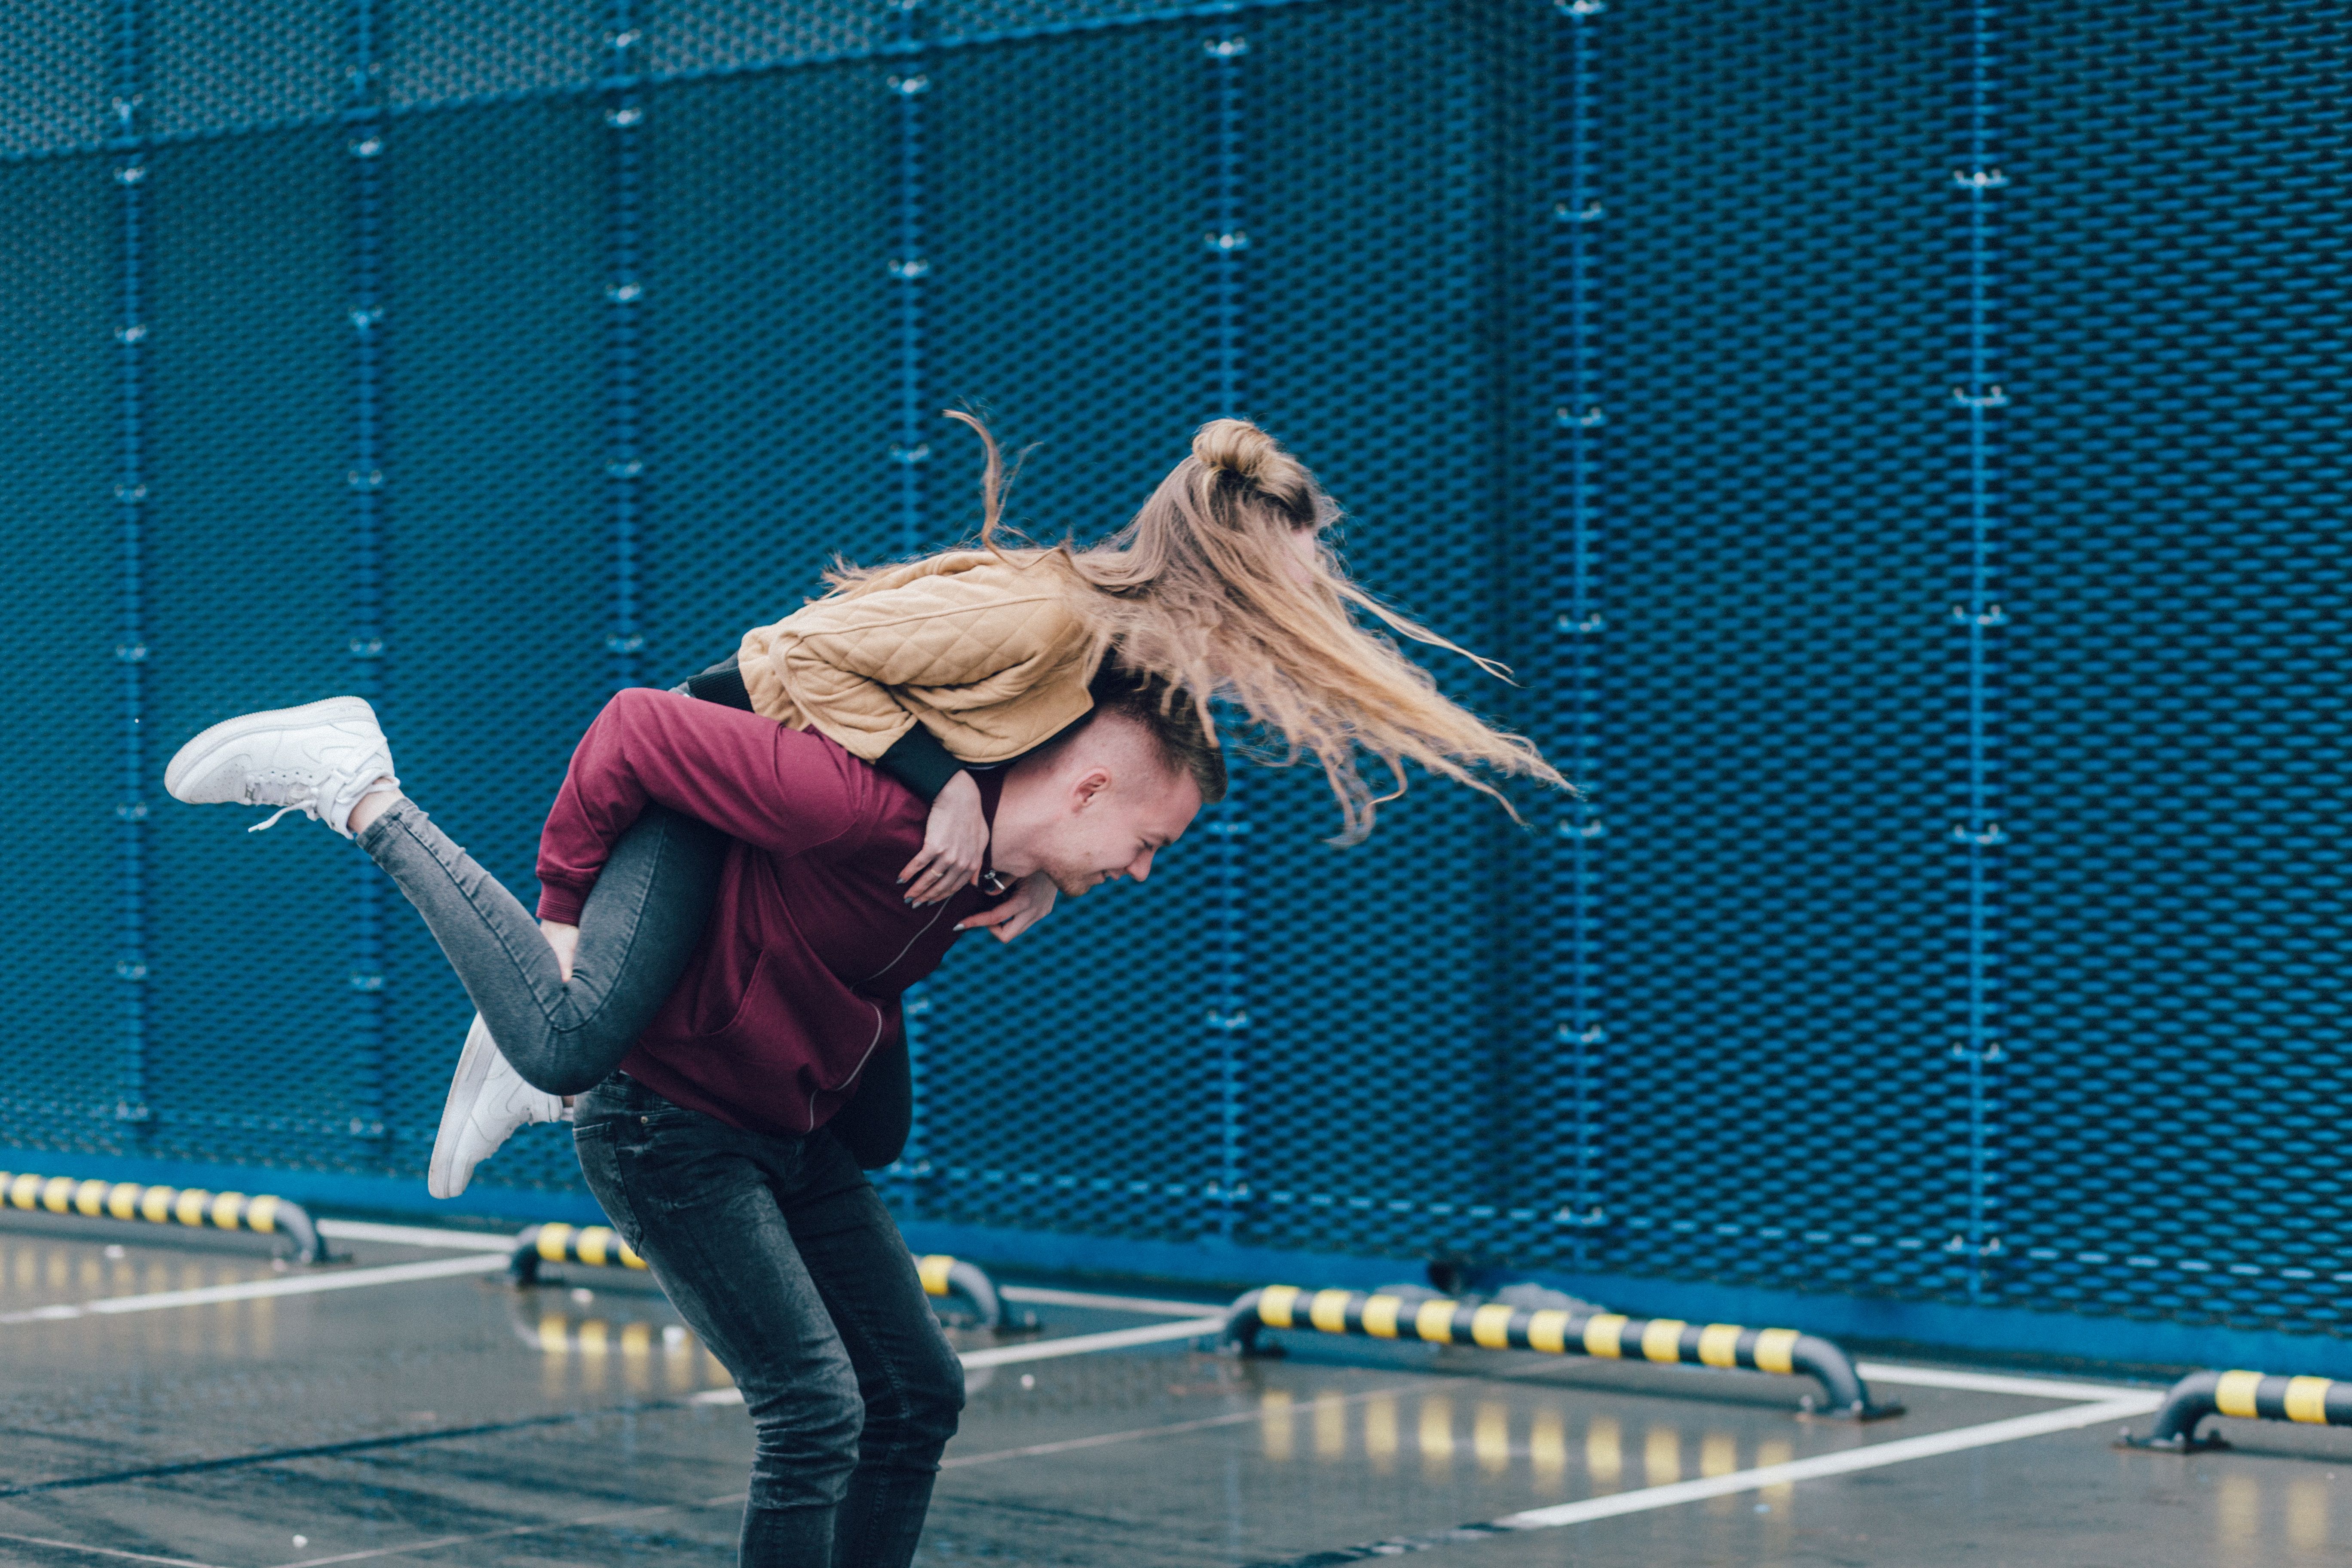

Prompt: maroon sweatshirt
[{"left": 536, "top": 686, "right": 1003, "bottom": 1139}]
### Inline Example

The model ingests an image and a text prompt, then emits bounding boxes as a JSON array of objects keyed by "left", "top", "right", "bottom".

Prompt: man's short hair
[{"left": 1064, "top": 665, "right": 1229, "bottom": 806}]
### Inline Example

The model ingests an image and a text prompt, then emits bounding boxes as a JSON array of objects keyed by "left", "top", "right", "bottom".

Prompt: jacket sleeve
[
  {"left": 536, "top": 687, "right": 866, "bottom": 923},
  {"left": 876, "top": 723, "right": 966, "bottom": 803},
  {"left": 748, "top": 576, "right": 1084, "bottom": 762},
  {"left": 670, "top": 650, "right": 960, "bottom": 798}
]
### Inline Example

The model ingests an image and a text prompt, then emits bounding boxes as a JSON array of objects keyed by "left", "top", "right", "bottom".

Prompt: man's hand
[
  {"left": 540, "top": 919, "right": 580, "bottom": 982},
  {"left": 900, "top": 771, "right": 986, "bottom": 906},
  {"left": 954, "top": 872, "right": 1057, "bottom": 944}
]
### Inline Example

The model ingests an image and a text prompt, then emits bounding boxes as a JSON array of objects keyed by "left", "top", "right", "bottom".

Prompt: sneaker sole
[
  {"left": 427, "top": 1014, "right": 504, "bottom": 1200},
  {"left": 164, "top": 696, "right": 379, "bottom": 803}
]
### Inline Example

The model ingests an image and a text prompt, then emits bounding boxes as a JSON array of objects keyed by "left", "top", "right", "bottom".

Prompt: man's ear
[{"left": 1070, "top": 765, "right": 1114, "bottom": 810}]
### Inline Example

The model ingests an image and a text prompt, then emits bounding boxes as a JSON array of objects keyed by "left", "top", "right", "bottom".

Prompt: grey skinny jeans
[{"left": 355, "top": 796, "right": 723, "bottom": 1096}]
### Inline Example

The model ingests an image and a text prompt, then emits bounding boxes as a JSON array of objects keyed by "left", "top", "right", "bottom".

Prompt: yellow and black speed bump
[
  {"left": 1223, "top": 1285, "right": 1902, "bottom": 1419},
  {"left": 510, "top": 1226, "right": 1037, "bottom": 1332},
  {"left": 2124, "top": 1369, "right": 2352, "bottom": 1452},
  {"left": 508, "top": 1223, "right": 648, "bottom": 1284},
  {"left": 0, "top": 1170, "right": 333, "bottom": 1264},
  {"left": 914, "top": 1253, "right": 1038, "bottom": 1332}
]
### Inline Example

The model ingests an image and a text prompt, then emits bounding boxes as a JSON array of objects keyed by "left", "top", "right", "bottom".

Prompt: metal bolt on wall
[
  {"left": 603, "top": 0, "right": 647, "bottom": 691},
  {"left": 107, "top": 0, "right": 152, "bottom": 1144},
  {"left": 1550, "top": 0, "right": 1605, "bottom": 1264},
  {"left": 344, "top": 0, "right": 391, "bottom": 1150},
  {"left": 1201, "top": 20, "right": 1253, "bottom": 1246},
  {"left": 886, "top": 0, "right": 936, "bottom": 1220},
  {"left": 1944, "top": 0, "right": 2008, "bottom": 1301}
]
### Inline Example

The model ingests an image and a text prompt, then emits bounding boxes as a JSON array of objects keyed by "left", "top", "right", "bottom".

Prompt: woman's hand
[
  {"left": 540, "top": 919, "right": 581, "bottom": 982},
  {"left": 900, "top": 771, "right": 987, "bottom": 905},
  {"left": 954, "top": 871, "right": 1057, "bottom": 944}
]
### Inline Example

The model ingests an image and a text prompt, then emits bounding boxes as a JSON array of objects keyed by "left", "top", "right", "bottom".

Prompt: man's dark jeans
[{"left": 573, "top": 1072, "right": 963, "bottom": 1566}]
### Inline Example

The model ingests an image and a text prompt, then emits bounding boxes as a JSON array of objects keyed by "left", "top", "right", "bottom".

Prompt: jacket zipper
[
  {"left": 818, "top": 902, "right": 954, "bottom": 1131},
  {"left": 815, "top": 1003, "right": 890, "bottom": 1134},
  {"left": 861, "top": 900, "right": 954, "bottom": 987}
]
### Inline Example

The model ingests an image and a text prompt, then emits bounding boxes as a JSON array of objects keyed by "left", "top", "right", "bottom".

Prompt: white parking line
[
  {"left": 0, "top": 1253, "right": 507, "bottom": 1324},
  {"left": 269, "top": 1493, "right": 746, "bottom": 1568},
  {"left": 4, "top": 1212, "right": 1222, "bottom": 1332},
  {"left": 315, "top": 1219, "right": 517, "bottom": 1253},
  {"left": 248, "top": 1386, "right": 2171, "bottom": 1568},
  {"left": 0, "top": 1216, "right": 2179, "bottom": 1562},
  {"left": 691, "top": 1314, "right": 1229, "bottom": 1405},
  {"left": 960, "top": 1315, "right": 1226, "bottom": 1367},
  {"left": 309, "top": 1226, "right": 1225, "bottom": 1321},
  {"left": 997, "top": 1284, "right": 1224, "bottom": 1317},
  {"left": 1494, "top": 1393, "right": 2162, "bottom": 1531},
  {"left": 1856, "top": 1360, "right": 2153, "bottom": 1403},
  {"left": 7, "top": 1222, "right": 2168, "bottom": 1430},
  {"left": 0, "top": 1528, "right": 220, "bottom": 1568},
  {"left": 5, "top": 1288, "right": 2177, "bottom": 1568}
]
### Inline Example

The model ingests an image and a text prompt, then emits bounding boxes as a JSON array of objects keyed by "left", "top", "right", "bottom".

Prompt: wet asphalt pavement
[{"left": 0, "top": 1221, "right": 2345, "bottom": 1566}]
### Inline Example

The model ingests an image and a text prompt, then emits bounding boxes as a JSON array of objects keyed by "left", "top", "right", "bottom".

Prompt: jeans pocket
[
  {"left": 638, "top": 1099, "right": 714, "bottom": 1133},
  {"left": 571, "top": 1120, "right": 649, "bottom": 1256}
]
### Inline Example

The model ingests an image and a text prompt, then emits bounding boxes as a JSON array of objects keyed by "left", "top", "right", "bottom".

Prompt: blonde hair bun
[
  {"left": 1193, "top": 419, "right": 1322, "bottom": 524},
  {"left": 1193, "top": 418, "right": 1279, "bottom": 481}
]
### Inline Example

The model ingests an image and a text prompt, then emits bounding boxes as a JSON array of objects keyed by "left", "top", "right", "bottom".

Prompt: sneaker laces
[
  {"left": 248, "top": 789, "right": 329, "bottom": 834},
  {"left": 245, "top": 760, "right": 395, "bottom": 838}
]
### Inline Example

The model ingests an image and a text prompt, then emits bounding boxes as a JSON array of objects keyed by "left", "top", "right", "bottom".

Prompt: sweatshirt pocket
[{"left": 686, "top": 948, "right": 771, "bottom": 1039}]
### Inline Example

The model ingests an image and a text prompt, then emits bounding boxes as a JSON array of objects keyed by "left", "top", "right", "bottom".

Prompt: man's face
[{"left": 1027, "top": 764, "right": 1204, "bottom": 897}]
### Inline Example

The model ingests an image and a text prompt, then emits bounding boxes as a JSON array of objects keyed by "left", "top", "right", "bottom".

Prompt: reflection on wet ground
[
  {"left": 1250, "top": 1381, "right": 1801, "bottom": 1490},
  {"left": 0, "top": 1224, "right": 2341, "bottom": 1567},
  {"left": 8, "top": 1234, "right": 277, "bottom": 1304}
]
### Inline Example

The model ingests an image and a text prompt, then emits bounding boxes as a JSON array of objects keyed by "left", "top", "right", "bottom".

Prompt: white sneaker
[
  {"left": 428, "top": 1012, "right": 567, "bottom": 1200},
  {"left": 164, "top": 696, "right": 400, "bottom": 839}
]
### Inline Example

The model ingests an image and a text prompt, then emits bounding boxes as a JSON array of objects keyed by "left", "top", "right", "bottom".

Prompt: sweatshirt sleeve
[{"left": 535, "top": 686, "right": 866, "bottom": 923}]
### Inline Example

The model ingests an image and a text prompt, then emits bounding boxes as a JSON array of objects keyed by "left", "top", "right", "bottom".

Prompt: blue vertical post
[
  {"left": 887, "top": 0, "right": 934, "bottom": 1216},
  {"left": 108, "top": 0, "right": 152, "bottom": 1144},
  {"left": 344, "top": 0, "right": 390, "bottom": 1149},
  {"left": 1946, "top": 0, "right": 2007, "bottom": 1297},
  {"left": 603, "top": 3, "right": 646, "bottom": 692},
  {"left": 1552, "top": 0, "right": 1606, "bottom": 1267},
  {"left": 888, "top": 6, "right": 932, "bottom": 548},
  {"left": 1202, "top": 22, "right": 1251, "bottom": 1245}
]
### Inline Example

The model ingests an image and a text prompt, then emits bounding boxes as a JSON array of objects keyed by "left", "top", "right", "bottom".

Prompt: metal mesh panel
[
  {"left": 140, "top": 127, "right": 355, "bottom": 1168},
  {"left": 147, "top": 0, "right": 343, "bottom": 139},
  {"left": 0, "top": 0, "right": 2345, "bottom": 1354},
  {"left": 1998, "top": 3, "right": 2352, "bottom": 1330},
  {"left": 1595, "top": 1, "right": 1956, "bottom": 1296},
  {"left": 3, "top": 2, "right": 110, "bottom": 158},
  {"left": 642, "top": 3, "right": 884, "bottom": 79},
  {"left": 914, "top": 16, "right": 1231, "bottom": 1242},
  {"left": 635, "top": 63, "right": 897, "bottom": 677},
  {"left": 1237, "top": 0, "right": 1531, "bottom": 1261},
  {"left": 381, "top": 0, "right": 597, "bottom": 108},
  {"left": 374, "top": 97, "right": 609, "bottom": 1192},
  {"left": 0, "top": 154, "right": 119, "bottom": 1145}
]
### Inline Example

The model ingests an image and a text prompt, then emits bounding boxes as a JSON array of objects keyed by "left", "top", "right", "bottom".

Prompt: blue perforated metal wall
[{"left": 3, "top": 0, "right": 2345, "bottom": 1357}]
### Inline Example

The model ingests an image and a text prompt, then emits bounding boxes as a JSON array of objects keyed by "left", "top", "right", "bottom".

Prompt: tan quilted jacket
[{"left": 736, "top": 550, "right": 1109, "bottom": 766}]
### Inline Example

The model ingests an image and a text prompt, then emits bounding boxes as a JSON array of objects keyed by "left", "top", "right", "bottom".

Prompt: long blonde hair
[{"left": 828, "top": 412, "right": 1570, "bottom": 842}]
